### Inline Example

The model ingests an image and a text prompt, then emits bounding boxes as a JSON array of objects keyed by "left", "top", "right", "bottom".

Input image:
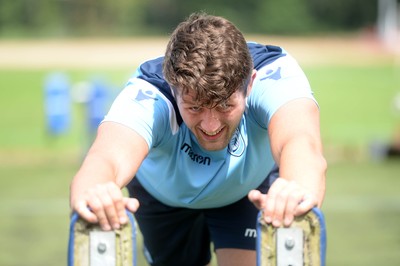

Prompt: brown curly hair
[{"left": 163, "top": 12, "right": 253, "bottom": 107}]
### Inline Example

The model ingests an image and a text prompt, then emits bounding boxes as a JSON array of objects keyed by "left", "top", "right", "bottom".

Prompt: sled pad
[
  {"left": 256, "top": 208, "right": 326, "bottom": 266},
  {"left": 68, "top": 211, "right": 137, "bottom": 266}
]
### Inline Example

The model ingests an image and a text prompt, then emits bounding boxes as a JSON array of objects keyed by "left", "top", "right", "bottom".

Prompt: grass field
[{"left": 0, "top": 36, "right": 399, "bottom": 265}]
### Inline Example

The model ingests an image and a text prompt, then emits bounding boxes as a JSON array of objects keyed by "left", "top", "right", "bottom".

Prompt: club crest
[{"left": 228, "top": 128, "right": 245, "bottom": 157}]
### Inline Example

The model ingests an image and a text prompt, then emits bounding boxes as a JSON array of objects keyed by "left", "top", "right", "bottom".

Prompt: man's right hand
[{"left": 71, "top": 181, "right": 140, "bottom": 231}]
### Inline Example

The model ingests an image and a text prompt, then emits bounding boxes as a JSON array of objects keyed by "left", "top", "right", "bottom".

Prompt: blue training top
[{"left": 103, "top": 42, "right": 316, "bottom": 209}]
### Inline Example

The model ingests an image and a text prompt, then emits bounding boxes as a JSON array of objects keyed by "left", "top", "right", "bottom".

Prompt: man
[{"left": 70, "top": 12, "right": 326, "bottom": 266}]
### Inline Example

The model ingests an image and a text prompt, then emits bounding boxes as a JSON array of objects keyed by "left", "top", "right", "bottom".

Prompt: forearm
[
  {"left": 70, "top": 152, "right": 119, "bottom": 207},
  {"left": 277, "top": 134, "right": 327, "bottom": 206},
  {"left": 69, "top": 122, "right": 149, "bottom": 210},
  {"left": 69, "top": 148, "right": 142, "bottom": 230}
]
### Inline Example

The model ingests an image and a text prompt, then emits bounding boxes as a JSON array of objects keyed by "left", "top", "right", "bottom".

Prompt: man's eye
[{"left": 190, "top": 106, "right": 202, "bottom": 112}]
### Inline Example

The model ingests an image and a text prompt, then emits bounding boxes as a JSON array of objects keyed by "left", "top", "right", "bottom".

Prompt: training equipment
[
  {"left": 256, "top": 208, "right": 326, "bottom": 266},
  {"left": 68, "top": 211, "right": 137, "bottom": 266}
]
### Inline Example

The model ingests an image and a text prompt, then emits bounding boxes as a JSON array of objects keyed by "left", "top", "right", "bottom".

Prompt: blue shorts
[{"left": 127, "top": 165, "right": 279, "bottom": 266}]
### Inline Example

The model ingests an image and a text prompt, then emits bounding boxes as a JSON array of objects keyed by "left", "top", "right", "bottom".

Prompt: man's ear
[{"left": 246, "top": 70, "right": 257, "bottom": 97}]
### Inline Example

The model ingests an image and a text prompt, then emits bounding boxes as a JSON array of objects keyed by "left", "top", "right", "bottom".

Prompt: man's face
[{"left": 177, "top": 89, "right": 248, "bottom": 151}]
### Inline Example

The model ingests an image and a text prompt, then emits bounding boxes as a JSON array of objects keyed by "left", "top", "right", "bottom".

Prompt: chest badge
[{"left": 228, "top": 128, "right": 245, "bottom": 157}]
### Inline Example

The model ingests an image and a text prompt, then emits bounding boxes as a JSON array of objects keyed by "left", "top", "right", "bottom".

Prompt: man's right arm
[{"left": 70, "top": 121, "right": 149, "bottom": 230}]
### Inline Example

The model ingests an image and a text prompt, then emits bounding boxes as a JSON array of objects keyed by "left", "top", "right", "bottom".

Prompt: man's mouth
[{"left": 200, "top": 127, "right": 224, "bottom": 139}]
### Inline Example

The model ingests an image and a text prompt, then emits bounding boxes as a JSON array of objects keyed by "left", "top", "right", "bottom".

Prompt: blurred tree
[
  {"left": 0, "top": 0, "right": 26, "bottom": 35},
  {"left": 254, "top": 0, "right": 317, "bottom": 34},
  {"left": 306, "top": 0, "right": 378, "bottom": 30},
  {"left": 60, "top": 0, "right": 144, "bottom": 35},
  {"left": 0, "top": 0, "right": 385, "bottom": 37}
]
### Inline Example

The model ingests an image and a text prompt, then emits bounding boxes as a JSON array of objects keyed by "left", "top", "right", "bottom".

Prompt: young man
[{"left": 70, "top": 13, "right": 326, "bottom": 266}]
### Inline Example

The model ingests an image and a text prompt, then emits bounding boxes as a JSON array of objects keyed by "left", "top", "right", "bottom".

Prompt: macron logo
[
  {"left": 260, "top": 67, "right": 282, "bottom": 81},
  {"left": 135, "top": 89, "right": 159, "bottom": 101},
  {"left": 244, "top": 228, "right": 257, "bottom": 238},
  {"left": 181, "top": 143, "right": 211, "bottom": 166}
]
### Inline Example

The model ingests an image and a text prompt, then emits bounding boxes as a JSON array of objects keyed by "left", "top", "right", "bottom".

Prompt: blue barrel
[
  {"left": 87, "top": 78, "right": 109, "bottom": 132},
  {"left": 44, "top": 72, "right": 71, "bottom": 135}
]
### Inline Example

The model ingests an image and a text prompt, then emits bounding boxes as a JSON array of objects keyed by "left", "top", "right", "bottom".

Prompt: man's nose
[{"left": 200, "top": 109, "right": 221, "bottom": 132}]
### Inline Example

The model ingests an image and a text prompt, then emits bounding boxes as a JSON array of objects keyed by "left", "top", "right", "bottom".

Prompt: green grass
[
  {"left": 307, "top": 64, "right": 400, "bottom": 146},
  {"left": 324, "top": 159, "right": 400, "bottom": 265},
  {"left": 0, "top": 151, "right": 73, "bottom": 266},
  {"left": 0, "top": 61, "right": 399, "bottom": 265},
  {"left": 0, "top": 68, "right": 133, "bottom": 150}
]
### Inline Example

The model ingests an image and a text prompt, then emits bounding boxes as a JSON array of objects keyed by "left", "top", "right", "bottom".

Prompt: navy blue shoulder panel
[
  {"left": 136, "top": 43, "right": 285, "bottom": 126},
  {"left": 247, "top": 43, "right": 285, "bottom": 70},
  {"left": 137, "top": 57, "right": 183, "bottom": 125}
]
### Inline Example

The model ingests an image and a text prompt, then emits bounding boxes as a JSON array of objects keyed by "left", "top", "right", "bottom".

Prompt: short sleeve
[
  {"left": 247, "top": 51, "right": 316, "bottom": 128},
  {"left": 102, "top": 78, "right": 176, "bottom": 148}
]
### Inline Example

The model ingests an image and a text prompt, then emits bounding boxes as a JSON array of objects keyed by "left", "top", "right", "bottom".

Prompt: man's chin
[{"left": 197, "top": 139, "right": 229, "bottom": 151}]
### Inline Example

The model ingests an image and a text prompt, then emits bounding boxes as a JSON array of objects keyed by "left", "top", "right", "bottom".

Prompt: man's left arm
[{"left": 249, "top": 98, "right": 327, "bottom": 227}]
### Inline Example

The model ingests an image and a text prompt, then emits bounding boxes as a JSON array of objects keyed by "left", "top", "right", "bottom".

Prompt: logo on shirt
[
  {"left": 260, "top": 66, "right": 281, "bottom": 81},
  {"left": 135, "top": 89, "right": 159, "bottom": 101},
  {"left": 228, "top": 128, "right": 245, "bottom": 157},
  {"left": 244, "top": 228, "right": 257, "bottom": 238},
  {"left": 181, "top": 143, "right": 211, "bottom": 166}
]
